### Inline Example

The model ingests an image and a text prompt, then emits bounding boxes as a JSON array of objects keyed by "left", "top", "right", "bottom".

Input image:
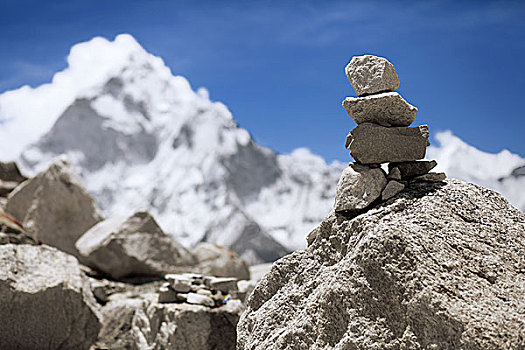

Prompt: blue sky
[{"left": 1, "top": 0, "right": 524, "bottom": 162}]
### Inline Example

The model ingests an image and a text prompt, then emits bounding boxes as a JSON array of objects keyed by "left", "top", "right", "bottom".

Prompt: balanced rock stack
[{"left": 336, "top": 55, "right": 445, "bottom": 212}]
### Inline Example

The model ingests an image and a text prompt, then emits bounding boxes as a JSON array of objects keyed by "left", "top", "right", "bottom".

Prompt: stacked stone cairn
[
  {"left": 158, "top": 273, "right": 239, "bottom": 308},
  {"left": 336, "top": 55, "right": 446, "bottom": 213}
]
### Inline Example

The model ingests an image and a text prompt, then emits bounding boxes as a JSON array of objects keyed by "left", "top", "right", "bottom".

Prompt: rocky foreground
[
  {"left": 0, "top": 159, "right": 257, "bottom": 349},
  {"left": 237, "top": 179, "right": 525, "bottom": 349}
]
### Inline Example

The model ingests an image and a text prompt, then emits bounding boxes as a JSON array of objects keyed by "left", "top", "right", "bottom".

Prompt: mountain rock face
[
  {"left": 237, "top": 180, "right": 525, "bottom": 349},
  {"left": 0, "top": 34, "right": 341, "bottom": 263},
  {"left": 0, "top": 244, "right": 102, "bottom": 349}
]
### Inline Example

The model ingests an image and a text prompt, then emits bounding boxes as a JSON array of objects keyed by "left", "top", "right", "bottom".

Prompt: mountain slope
[{"left": 0, "top": 34, "right": 342, "bottom": 263}]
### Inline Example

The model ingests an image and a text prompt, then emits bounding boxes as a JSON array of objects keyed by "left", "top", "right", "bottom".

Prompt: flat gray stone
[
  {"left": 381, "top": 180, "right": 405, "bottom": 200},
  {"left": 187, "top": 292, "right": 215, "bottom": 307},
  {"left": 165, "top": 274, "right": 193, "bottom": 293},
  {"left": 348, "top": 123, "right": 430, "bottom": 164},
  {"left": 387, "top": 167, "right": 402, "bottom": 181},
  {"left": 334, "top": 163, "right": 387, "bottom": 212},
  {"left": 158, "top": 283, "right": 179, "bottom": 303},
  {"left": 342, "top": 92, "right": 417, "bottom": 127},
  {"left": 205, "top": 277, "right": 238, "bottom": 294},
  {"left": 389, "top": 160, "right": 438, "bottom": 178},
  {"left": 412, "top": 172, "right": 446, "bottom": 183},
  {"left": 345, "top": 55, "right": 400, "bottom": 96}
]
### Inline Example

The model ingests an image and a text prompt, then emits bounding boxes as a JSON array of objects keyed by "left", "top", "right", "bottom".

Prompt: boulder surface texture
[
  {"left": 238, "top": 179, "right": 525, "bottom": 350},
  {"left": 76, "top": 210, "right": 196, "bottom": 279},
  {"left": 6, "top": 157, "right": 103, "bottom": 256},
  {"left": 345, "top": 55, "right": 400, "bottom": 96},
  {"left": 334, "top": 163, "right": 387, "bottom": 212},
  {"left": 349, "top": 123, "right": 429, "bottom": 164},
  {"left": 0, "top": 244, "right": 102, "bottom": 349}
]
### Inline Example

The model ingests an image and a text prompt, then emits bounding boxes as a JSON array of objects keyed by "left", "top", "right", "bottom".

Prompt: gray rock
[
  {"left": 0, "top": 180, "right": 18, "bottom": 197},
  {"left": 76, "top": 211, "right": 196, "bottom": 280},
  {"left": 387, "top": 167, "right": 402, "bottom": 180},
  {"left": 412, "top": 172, "right": 447, "bottom": 183},
  {"left": 343, "top": 92, "right": 417, "bottom": 127},
  {"left": 205, "top": 277, "right": 239, "bottom": 294},
  {"left": 166, "top": 274, "right": 193, "bottom": 292},
  {"left": 0, "top": 197, "right": 6, "bottom": 211},
  {"left": 349, "top": 123, "right": 430, "bottom": 164},
  {"left": 193, "top": 242, "right": 250, "bottom": 280},
  {"left": 158, "top": 283, "right": 180, "bottom": 303},
  {"left": 187, "top": 292, "right": 215, "bottom": 307},
  {"left": 96, "top": 292, "right": 242, "bottom": 350},
  {"left": 237, "top": 280, "right": 257, "bottom": 302},
  {"left": 0, "top": 161, "right": 26, "bottom": 183},
  {"left": 389, "top": 160, "right": 438, "bottom": 178},
  {"left": 6, "top": 157, "right": 103, "bottom": 256},
  {"left": 0, "top": 244, "right": 102, "bottom": 349},
  {"left": 334, "top": 163, "right": 387, "bottom": 212},
  {"left": 345, "top": 55, "right": 400, "bottom": 96},
  {"left": 237, "top": 180, "right": 525, "bottom": 350},
  {"left": 381, "top": 180, "right": 406, "bottom": 200}
]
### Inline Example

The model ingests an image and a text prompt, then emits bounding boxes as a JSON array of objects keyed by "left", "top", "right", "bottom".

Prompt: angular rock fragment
[
  {"left": 6, "top": 157, "right": 103, "bottom": 256},
  {"left": 387, "top": 167, "right": 402, "bottom": 180},
  {"left": 389, "top": 160, "right": 437, "bottom": 178},
  {"left": 412, "top": 172, "right": 446, "bottom": 183},
  {"left": 193, "top": 242, "right": 250, "bottom": 280},
  {"left": 205, "top": 276, "right": 239, "bottom": 294},
  {"left": 343, "top": 92, "right": 417, "bottom": 127},
  {"left": 334, "top": 163, "right": 387, "bottom": 212},
  {"left": 348, "top": 123, "right": 429, "bottom": 164},
  {"left": 165, "top": 274, "right": 193, "bottom": 292},
  {"left": 345, "top": 55, "right": 400, "bottom": 96},
  {"left": 0, "top": 244, "right": 102, "bottom": 349},
  {"left": 158, "top": 283, "right": 180, "bottom": 303},
  {"left": 76, "top": 211, "right": 196, "bottom": 280},
  {"left": 0, "top": 161, "right": 26, "bottom": 183},
  {"left": 381, "top": 180, "right": 405, "bottom": 200}
]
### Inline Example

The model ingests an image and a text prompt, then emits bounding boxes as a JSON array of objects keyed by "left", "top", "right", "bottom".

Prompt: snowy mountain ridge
[{"left": 0, "top": 34, "right": 523, "bottom": 263}]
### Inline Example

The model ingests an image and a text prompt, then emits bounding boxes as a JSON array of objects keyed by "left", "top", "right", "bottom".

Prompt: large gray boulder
[
  {"left": 238, "top": 180, "right": 525, "bottom": 349},
  {"left": 0, "top": 244, "right": 102, "bottom": 349},
  {"left": 0, "top": 161, "right": 27, "bottom": 183},
  {"left": 348, "top": 123, "right": 430, "bottom": 164},
  {"left": 95, "top": 291, "right": 242, "bottom": 349},
  {"left": 342, "top": 92, "right": 417, "bottom": 127},
  {"left": 193, "top": 242, "right": 251, "bottom": 280},
  {"left": 345, "top": 55, "right": 400, "bottom": 96},
  {"left": 76, "top": 210, "right": 196, "bottom": 280},
  {"left": 334, "top": 163, "right": 387, "bottom": 212},
  {"left": 6, "top": 157, "right": 103, "bottom": 256}
]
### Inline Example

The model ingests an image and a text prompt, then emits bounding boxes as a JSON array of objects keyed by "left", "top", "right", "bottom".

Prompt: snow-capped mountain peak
[{"left": 1, "top": 34, "right": 343, "bottom": 264}]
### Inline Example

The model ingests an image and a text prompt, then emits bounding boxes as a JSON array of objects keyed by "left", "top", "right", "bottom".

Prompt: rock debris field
[{"left": 0, "top": 158, "right": 256, "bottom": 349}]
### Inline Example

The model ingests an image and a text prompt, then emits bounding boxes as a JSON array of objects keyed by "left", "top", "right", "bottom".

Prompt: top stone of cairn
[{"left": 345, "top": 55, "right": 400, "bottom": 96}]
